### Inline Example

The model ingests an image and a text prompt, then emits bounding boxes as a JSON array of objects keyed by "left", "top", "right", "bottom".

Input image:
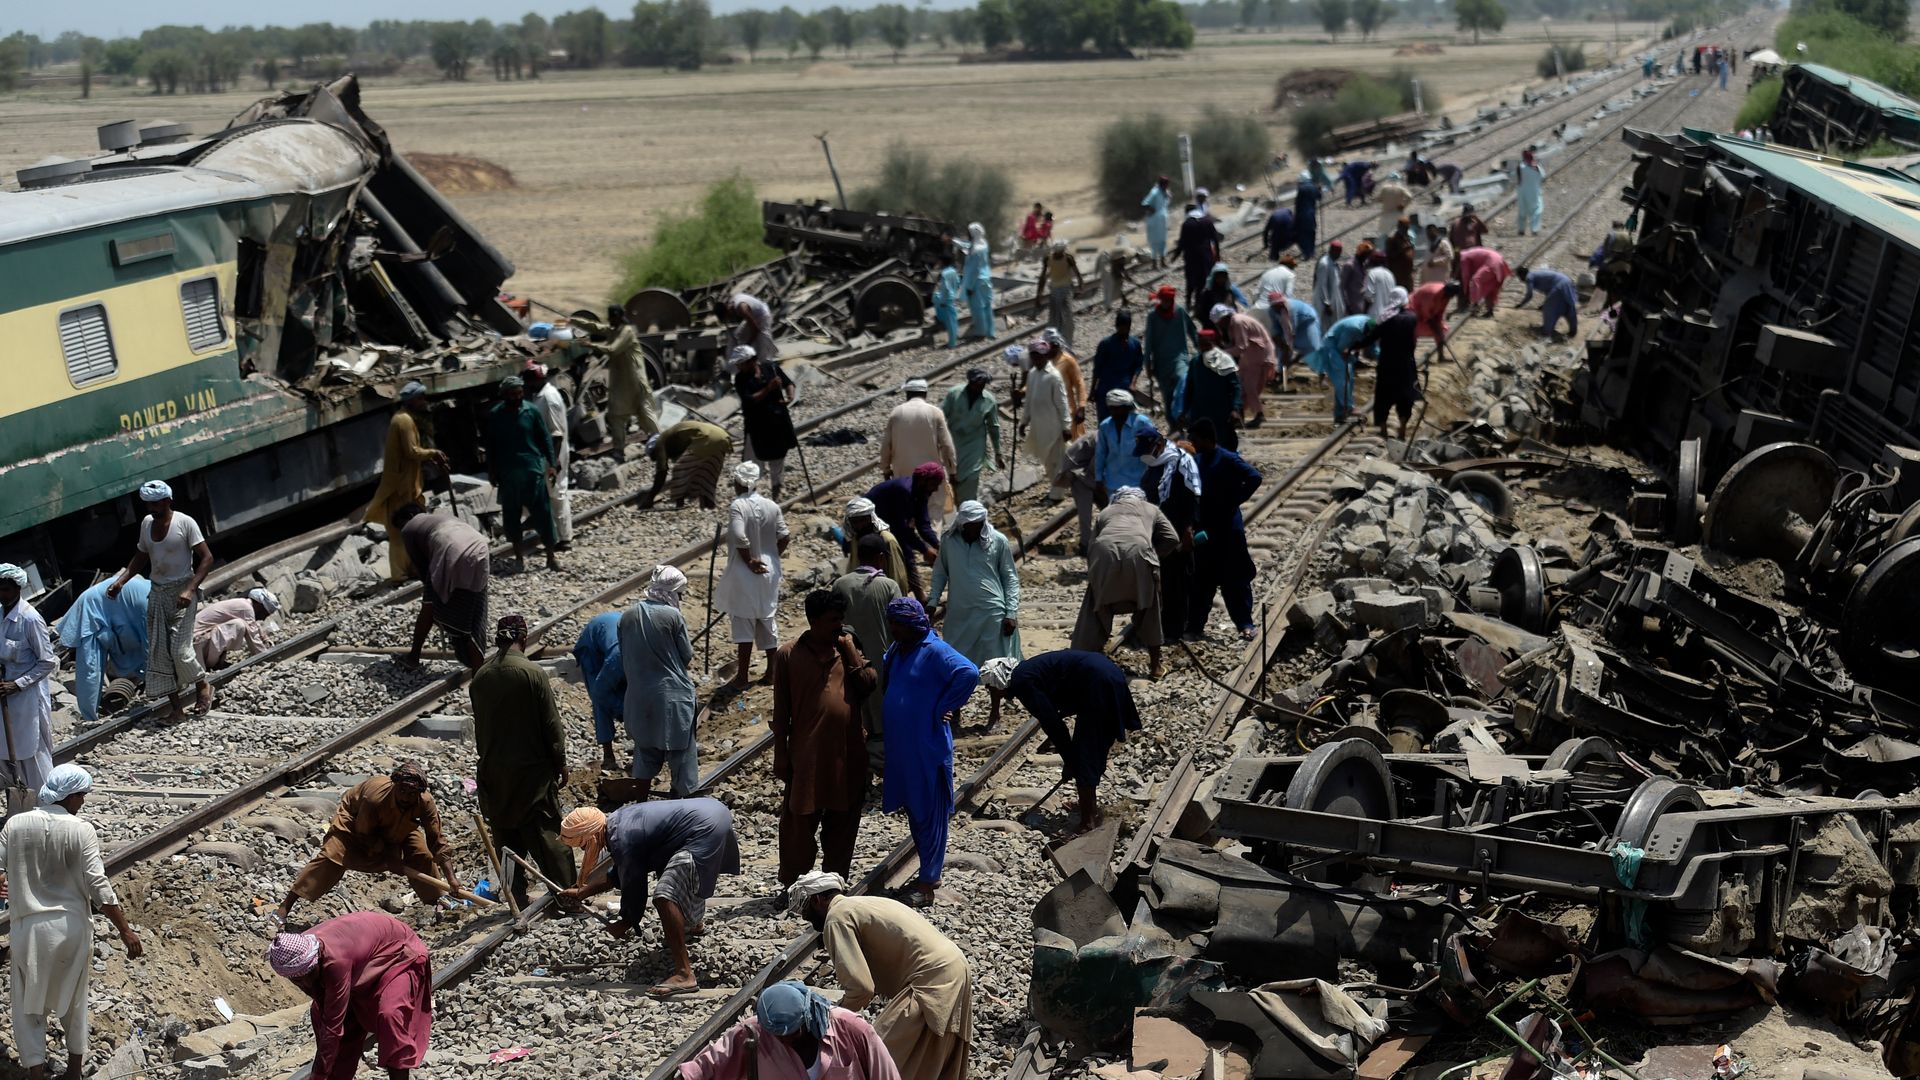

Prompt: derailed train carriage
[
  {"left": 1769, "top": 62, "right": 1920, "bottom": 156},
  {"left": 1577, "top": 128, "right": 1920, "bottom": 489},
  {"left": 0, "top": 76, "right": 524, "bottom": 599}
]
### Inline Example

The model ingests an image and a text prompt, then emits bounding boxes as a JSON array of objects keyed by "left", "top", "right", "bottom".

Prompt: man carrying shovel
[{"left": 273, "top": 764, "right": 474, "bottom": 926}]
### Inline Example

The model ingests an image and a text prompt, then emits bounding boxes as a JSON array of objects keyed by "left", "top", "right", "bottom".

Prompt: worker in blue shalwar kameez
[
  {"left": 1294, "top": 173, "right": 1321, "bottom": 259},
  {"left": 1287, "top": 297, "right": 1323, "bottom": 357},
  {"left": 572, "top": 610, "right": 624, "bottom": 771},
  {"left": 55, "top": 575, "right": 150, "bottom": 725},
  {"left": 926, "top": 502, "right": 1021, "bottom": 667},
  {"left": 619, "top": 566, "right": 699, "bottom": 796},
  {"left": 980, "top": 651, "right": 1141, "bottom": 834},
  {"left": 1307, "top": 314, "right": 1377, "bottom": 424},
  {"left": 1143, "top": 286, "right": 1198, "bottom": 422},
  {"left": 1514, "top": 150, "right": 1546, "bottom": 236},
  {"left": 957, "top": 223, "right": 994, "bottom": 339},
  {"left": 879, "top": 597, "right": 980, "bottom": 907},
  {"left": 1092, "top": 390, "right": 1159, "bottom": 495},
  {"left": 1339, "top": 160, "right": 1375, "bottom": 207},
  {"left": 1140, "top": 176, "right": 1173, "bottom": 266},
  {"left": 931, "top": 252, "right": 963, "bottom": 349},
  {"left": 1516, "top": 265, "right": 1580, "bottom": 339}
]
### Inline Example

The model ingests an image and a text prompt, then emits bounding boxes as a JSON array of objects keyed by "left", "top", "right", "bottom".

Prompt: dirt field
[{"left": 0, "top": 20, "right": 1664, "bottom": 309}]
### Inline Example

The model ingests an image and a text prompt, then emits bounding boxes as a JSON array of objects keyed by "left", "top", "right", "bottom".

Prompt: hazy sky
[{"left": 17, "top": 0, "right": 969, "bottom": 38}]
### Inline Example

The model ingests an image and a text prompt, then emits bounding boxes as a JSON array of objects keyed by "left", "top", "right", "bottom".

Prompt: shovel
[
  {"left": 0, "top": 696, "right": 32, "bottom": 817},
  {"left": 507, "top": 850, "right": 619, "bottom": 929}
]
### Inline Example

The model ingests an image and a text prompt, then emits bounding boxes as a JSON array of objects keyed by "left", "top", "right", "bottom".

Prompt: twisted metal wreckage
[{"left": 1022, "top": 128, "right": 1920, "bottom": 1080}]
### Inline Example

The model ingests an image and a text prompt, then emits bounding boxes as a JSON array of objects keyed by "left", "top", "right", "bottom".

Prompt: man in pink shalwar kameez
[
  {"left": 269, "top": 912, "right": 432, "bottom": 1080},
  {"left": 1458, "top": 246, "right": 1512, "bottom": 315},
  {"left": 680, "top": 980, "right": 899, "bottom": 1080},
  {"left": 1211, "top": 305, "right": 1276, "bottom": 428}
]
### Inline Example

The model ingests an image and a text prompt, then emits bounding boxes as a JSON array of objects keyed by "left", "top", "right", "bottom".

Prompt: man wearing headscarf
[
  {"left": 1187, "top": 419, "right": 1264, "bottom": 641},
  {"left": 558, "top": 797, "right": 740, "bottom": 996},
  {"left": 734, "top": 345, "right": 799, "bottom": 501},
  {"left": 1459, "top": 245, "right": 1513, "bottom": 316},
  {"left": 1341, "top": 242, "right": 1374, "bottom": 318},
  {"left": 273, "top": 764, "right": 462, "bottom": 925},
  {"left": 1143, "top": 286, "right": 1198, "bottom": 421},
  {"left": 107, "top": 481, "right": 213, "bottom": 716},
  {"left": 1214, "top": 304, "right": 1277, "bottom": 429},
  {"left": 1036, "top": 241, "right": 1083, "bottom": 349},
  {"left": 1075, "top": 488, "right": 1180, "bottom": 680},
  {"left": 1516, "top": 264, "right": 1580, "bottom": 339},
  {"left": 956, "top": 224, "right": 995, "bottom": 338},
  {"left": 1198, "top": 262, "right": 1248, "bottom": 321},
  {"left": 1365, "top": 256, "right": 1399, "bottom": 323},
  {"left": 841, "top": 498, "right": 921, "bottom": 602},
  {"left": 1294, "top": 171, "right": 1321, "bottom": 258},
  {"left": 191, "top": 588, "right": 278, "bottom": 671},
  {"left": 395, "top": 504, "right": 490, "bottom": 670},
  {"left": 1176, "top": 202, "right": 1222, "bottom": 312},
  {"left": 1375, "top": 176, "right": 1412, "bottom": 249},
  {"left": 1138, "top": 430, "right": 1202, "bottom": 645},
  {"left": 523, "top": 361, "right": 574, "bottom": 548},
  {"left": 1254, "top": 256, "right": 1297, "bottom": 328},
  {"left": 1513, "top": 149, "right": 1546, "bottom": 235},
  {"left": 643, "top": 419, "right": 733, "bottom": 510},
  {"left": 1284, "top": 296, "right": 1321, "bottom": 384},
  {"left": 880, "top": 597, "right": 979, "bottom": 906},
  {"left": 269, "top": 912, "right": 429, "bottom": 1080},
  {"left": 1423, "top": 222, "right": 1454, "bottom": 286},
  {"left": 717, "top": 463, "right": 790, "bottom": 694},
  {"left": 1449, "top": 205, "right": 1489, "bottom": 305},
  {"left": 927, "top": 502, "right": 1022, "bottom": 668},
  {"left": 54, "top": 576, "right": 149, "bottom": 726},
  {"left": 940, "top": 369, "right": 1002, "bottom": 507},
  {"left": 1313, "top": 242, "right": 1347, "bottom": 326},
  {"left": 1021, "top": 342, "right": 1073, "bottom": 505},
  {"left": 1141, "top": 175, "right": 1173, "bottom": 265},
  {"left": 573, "top": 611, "right": 625, "bottom": 772},
  {"left": 790, "top": 875, "right": 973, "bottom": 1080},
  {"left": 832, "top": 534, "right": 902, "bottom": 755},
  {"left": 771, "top": 591, "right": 875, "bottom": 886},
  {"left": 1, "top": 765, "right": 142, "bottom": 1080},
  {"left": 680, "top": 979, "right": 899, "bottom": 1080},
  {"left": 865, "top": 467, "right": 945, "bottom": 569},
  {"left": 1037, "top": 331, "right": 1088, "bottom": 440},
  {"left": 1308, "top": 313, "right": 1378, "bottom": 424},
  {"left": 470, "top": 615, "right": 573, "bottom": 901},
  {"left": 483, "top": 376, "right": 561, "bottom": 572},
  {"left": 362, "top": 382, "right": 449, "bottom": 580},
  {"left": 1358, "top": 300, "right": 1422, "bottom": 441},
  {"left": 986, "top": 651, "right": 1142, "bottom": 833},
  {"left": 931, "top": 251, "right": 963, "bottom": 348},
  {"left": 621, "top": 565, "right": 699, "bottom": 796},
  {"left": 0, "top": 566, "right": 56, "bottom": 807},
  {"left": 1090, "top": 312, "right": 1145, "bottom": 407},
  {"left": 1093, "top": 390, "right": 1158, "bottom": 495},
  {"left": 1386, "top": 218, "right": 1417, "bottom": 290},
  {"left": 598, "top": 306, "right": 659, "bottom": 457},
  {"left": 1181, "top": 330, "right": 1243, "bottom": 451},
  {"left": 730, "top": 293, "right": 778, "bottom": 371},
  {"left": 881, "top": 378, "right": 957, "bottom": 484}
]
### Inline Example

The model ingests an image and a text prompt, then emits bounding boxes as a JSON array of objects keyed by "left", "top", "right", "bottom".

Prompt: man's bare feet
[{"left": 648, "top": 972, "right": 699, "bottom": 997}]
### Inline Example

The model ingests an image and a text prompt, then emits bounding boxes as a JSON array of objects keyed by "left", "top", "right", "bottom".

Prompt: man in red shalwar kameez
[{"left": 269, "top": 912, "right": 432, "bottom": 1080}]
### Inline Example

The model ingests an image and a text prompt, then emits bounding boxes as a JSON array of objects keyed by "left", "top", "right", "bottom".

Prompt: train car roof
[
  {"left": 0, "top": 120, "right": 375, "bottom": 248},
  {"left": 1690, "top": 129, "right": 1920, "bottom": 249},
  {"left": 1790, "top": 62, "right": 1920, "bottom": 121}
]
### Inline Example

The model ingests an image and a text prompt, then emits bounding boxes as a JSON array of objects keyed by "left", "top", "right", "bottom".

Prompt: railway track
[{"left": 12, "top": 26, "right": 1769, "bottom": 1077}]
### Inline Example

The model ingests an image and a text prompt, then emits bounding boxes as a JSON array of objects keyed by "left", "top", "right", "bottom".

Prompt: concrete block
[
  {"left": 1345, "top": 524, "right": 1388, "bottom": 550},
  {"left": 401, "top": 714, "right": 472, "bottom": 741},
  {"left": 182, "top": 842, "right": 262, "bottom": 870},
  {"left": 1354, "top": 593, "right": 1429, "bottom": 632},
  {"left": 1286, "top": 590, "right": 1336, "bottom": 630},
  {"left": 1357, "top": 547, "right": 1387, "bottom": 574},
  {"left": 291, "top": 576, "right": 329, "bottom": 614},
  {"left": 299, "top": 683, "right": 331, "bottom": 705},
  {"left": 1312, "top": 611, "right": 1352, "bottom": 652},
  {"left": 177, "top": 1057, "right": 229, "bottom": 1080},
  {"left": 1416, "top": 585, "right": 1456, "bottom": 616},
  {"left": 1382, "top": 547, "right": 1418, "bottom": 580},
  {"left": 1332, "top": 578, "right": 1394, "bottom": 601},
  {"left": 224, "top": 1047, "right": 260, "bottom": 1071}
]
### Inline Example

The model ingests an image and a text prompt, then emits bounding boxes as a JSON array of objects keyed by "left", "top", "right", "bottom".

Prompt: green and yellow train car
[{"left": 0, "top": 78, "right": 524, "bottom": 598}]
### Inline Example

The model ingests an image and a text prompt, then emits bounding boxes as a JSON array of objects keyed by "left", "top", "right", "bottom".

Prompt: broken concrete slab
[{"left": 1353, "top": 594, "right": 1428, "bottom": 631}]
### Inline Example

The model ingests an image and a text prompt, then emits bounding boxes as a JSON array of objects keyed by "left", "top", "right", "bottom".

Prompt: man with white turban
[
  {"left": 1022, "top": 340, "right": 1073, "bottom": 504},
  {"left": 880, "top": 377, "right": 957, "bottom": 484},
  {"left": 1092, "top": 388, "right": 1157, "bottom": 495},
  {"left": 1, "top": 763, "right": 143, "bottom": 1080},
  {"left": 716, "top": 462, "right": 790, "bottom": 694},
  {"left": 788, "top": 872, "right": 974, "bottom": 1080},
  {"left": 191, "top": 588, "right": 278, "bottom": 671},
  {"left": 0, "top": 565, "right": 55, "bottom": 809},
  {"left": 107, "top": 481, "right": 214, "bottom": 716},
  {"left": 621, "top": 565, "right": 699, "bottom": 796},
  {"left": 841, "top": 497, "right": 920, "bottom": 602},
  {"left": 984, "top": 651, "right": 1141, "bottom": 833},
  {"left": 1213, "top": 303, "right": 1277, "bottom": 429},
  {"left": 926, "top": 501, "right": 1022, "bottom": 669},
  {"left": 1075, "top": 487, "right": 1180, "bottom": 679}
]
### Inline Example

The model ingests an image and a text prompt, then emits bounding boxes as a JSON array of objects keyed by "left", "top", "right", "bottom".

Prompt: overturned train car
[
  {"left": 1578, "top": 129, "right": 1920, "bottom": 484},
  {"left": 0, "top": 76, "right": 522, "bottom": 595}
]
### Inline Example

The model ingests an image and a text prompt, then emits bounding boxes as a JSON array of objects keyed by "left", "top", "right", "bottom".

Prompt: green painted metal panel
[
  {"left": 0, "top": 203, "right": 235, "bottom": 317},
  {"left": 0, "top": 351, "right": 258, "bottom": 463}
]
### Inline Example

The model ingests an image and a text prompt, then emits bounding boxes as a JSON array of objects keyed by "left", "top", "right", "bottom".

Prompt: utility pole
[{"left": 816, "top": 132, "right": 847, "bottom": 210}]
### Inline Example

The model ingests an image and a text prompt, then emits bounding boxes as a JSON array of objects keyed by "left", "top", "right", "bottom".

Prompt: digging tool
[
  {"left": 470, "top": 812, "right": 522, "bottom": 917},
  {"left": 398, "top": 864, "right": 495, "bottom": 906},
  {"left": 790, "top": 428, "right": 820, "bottom": 507},
  {"left": 507, "top": 850, "right": 619, "bottom": 929},
  {"left": 703, "top": 519, "right": 724, "bottom": 674},
  {"left": 0, "top": 696, "right": 29, "bottom": 817}
]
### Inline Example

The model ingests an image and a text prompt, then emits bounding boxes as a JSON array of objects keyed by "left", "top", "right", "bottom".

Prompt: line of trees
[{"left": 0, "top": 0, "right": 1197, "bottom": 95}]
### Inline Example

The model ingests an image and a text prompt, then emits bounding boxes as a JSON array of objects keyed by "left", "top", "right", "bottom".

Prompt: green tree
[
  {"left": 1351, "top": 0, "right": 1391, "bottom": 38},
  {"left": 948, "top": 9, "right": 981, "bottom": 49},
  {"left": 78, "top": 36, "right": 104, "bottom": 98},
  {"left": 1455, "top": 0, "right": 1506, "bottom": 43},
  {"left": 874, "top": 4, "right": 912, "bottom": 59},
  {"left": 737, "top": 9, "right": 769, "bottom": 58},
  {"left": 850, "top": 142, "right": 1014, "bottom": 247},
  {"left": 799, "top": 14, "right": 830, "bottom": 57},
  {"left": 826, "top": 6, "right": 858, "bottom": 53},
  {"left": 430, "top": 23, "right": 474, "bottom": 79},
  {"left": 1123, "top": 0, "right": 1196, "bottom": 48},
  {"left": 0, "top": 34, "right": 25, "bottom": 92},
  {"left": 102, "top": 38, "right": 142, "bottom": 76},
  {"left": 615, "top": 176, "right": 782, "bottom": 294},
  {"left": 978, "top": 0, "right": 1017, "bottom": 49},
  {"left": 142, "top": 47, "right": 192, "bottom": 93},
  {"left": 1824, "top": 0, "right": 1907, "bottom": 38},
  {"left": 519, "top": 14, "right": 549, "bottom": 76},
  {"left": 1315, "top": 0, "right": 1348, "bottom": 38},
  {"left": 555, "top": 8, "right": 612, "bottom": 66},
  {"left": 260, "top": 56, "right": 281, "bottom": 89},
  {"left": 1269, "top": 0, "right": 1293, "bottom": 21},
  {"left": 629, "top": 0, "right": 712, "bottom": 68}
]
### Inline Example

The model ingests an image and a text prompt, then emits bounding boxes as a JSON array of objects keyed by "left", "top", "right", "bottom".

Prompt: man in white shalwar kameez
[
  {"left": 0, "top": 765, "right": 143, "bottom": 1080},
  {"left": 1020, "top": 347, "right": 1073, "bottom": 504},
  {"left": 717, "top": 462, "right": 791, "bottom": 694},
  {"left": 0, "top": 564, "right": 56, "bottom": 809}
]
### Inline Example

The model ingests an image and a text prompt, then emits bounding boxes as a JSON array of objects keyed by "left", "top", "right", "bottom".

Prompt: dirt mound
[
  {"left": 1272, "top": 67, "right": 1357, "bottom": 107},
  {"left": 802, "top": 62, "right": 856, "bottom": 78},
  {"left": 1394, "top": 43, "right": 1446, "bottom": 56},
  {"left": 406, "top": 152, "right": 517, "bottom": 194}
]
